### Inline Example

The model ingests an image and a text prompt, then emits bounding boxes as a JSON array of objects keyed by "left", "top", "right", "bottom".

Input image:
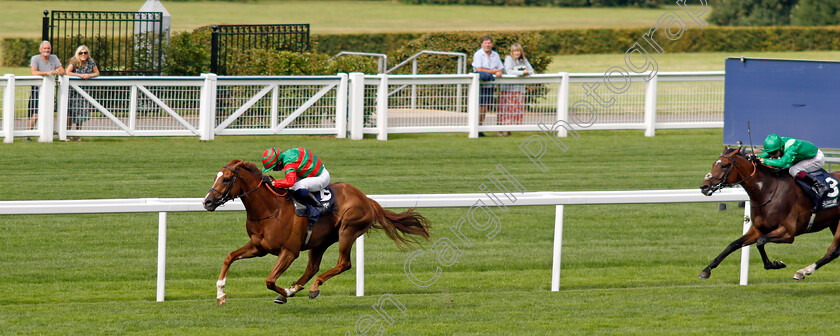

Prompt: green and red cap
[{"left": 261, "top": 147, "right": 282, "bottom": 172}]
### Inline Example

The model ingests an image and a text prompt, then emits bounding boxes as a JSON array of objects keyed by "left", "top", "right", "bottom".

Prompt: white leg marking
[{"left": 216, "top": 278, "right": 226, "bottom": 299}]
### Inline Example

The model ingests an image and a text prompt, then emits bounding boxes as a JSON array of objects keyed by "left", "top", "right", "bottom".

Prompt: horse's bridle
[
  {"left": 207, "top": 165, "right": 264, "bottom": 208},
  {"left": 705, "top": 154, "right": 757, "bottom": 194}
]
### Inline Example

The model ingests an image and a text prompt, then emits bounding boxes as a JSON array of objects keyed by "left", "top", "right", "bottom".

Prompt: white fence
[
  {"left": 1, "top": 71, "right": 724, "bottom": 142},
  {"left": 0, "top": 188, "right": 751, "bottom": 301}
]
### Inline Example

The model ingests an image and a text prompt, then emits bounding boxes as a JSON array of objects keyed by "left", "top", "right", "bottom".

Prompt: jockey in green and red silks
[
  {"left": 757, "top": 134, "right": 829, "bottom": 197},
  {"left": 261, "top": 147, "right": 330, "bottom": 211}
]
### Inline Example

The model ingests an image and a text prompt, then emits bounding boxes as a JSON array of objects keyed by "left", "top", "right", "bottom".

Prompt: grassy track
[
  {"left": 3, "top": 130, "right": 840, "bottom": 334},
  {"left": 1, "top": 1, "right": 699, "bottom": 38}
]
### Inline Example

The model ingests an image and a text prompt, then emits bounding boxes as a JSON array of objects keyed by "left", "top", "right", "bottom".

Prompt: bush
[
  {"left": 164, "top": 26, "right": 212, "bottom": 75},
  {"left": 1, "top": 38, "right": 39, "bottom": 67},
  {"left": 227, "top": 49, "right": 378, "bottom": 76},
  {"left": 312, "top": 32, "right": 423, "bottom": 56},
  {"left": 390, "top": 31, "right": 552, "bottom": 74}
]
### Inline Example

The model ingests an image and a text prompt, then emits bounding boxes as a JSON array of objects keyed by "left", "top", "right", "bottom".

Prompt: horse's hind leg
[
  {"left": 266, "top": 248, "right": 300, "bottom": 304},
  {"left": 285, "top": 244, "right": 329, "bottom": 297},
  {"left": 217, "top": 242, "right": 266, "bottom": 306},
  {"left": 699, "top": 227, "right": 760, "bottom": 279},
  {"left": 795, "top": 220, "right": 840, "bottom": 280},
  {"left": 309, "top": 229, "right": 363, "bottom": 299}
]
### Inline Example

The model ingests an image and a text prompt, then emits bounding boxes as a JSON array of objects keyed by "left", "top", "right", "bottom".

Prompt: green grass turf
[
  {"left": 3, "top": 130, "right": 840, "bottom": 334},
  {"left": 1, "top": 1, "right": 705, "bottom": 38}
]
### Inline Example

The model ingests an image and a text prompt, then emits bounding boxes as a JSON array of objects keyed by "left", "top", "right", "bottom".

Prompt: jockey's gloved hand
[{"left": 261, "top": 176, "right": 273, "bottom": 185}]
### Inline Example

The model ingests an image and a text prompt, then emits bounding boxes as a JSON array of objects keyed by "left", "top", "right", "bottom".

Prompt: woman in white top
[{"left": 499, "top": 43, "right": 534, "bottom": 137}]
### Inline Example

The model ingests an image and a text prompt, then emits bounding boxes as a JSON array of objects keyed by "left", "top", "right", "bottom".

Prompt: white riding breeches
[
  {"left": 291, "top": 168, "right": 330, "bottom": 192},
  {"left": 789, "top": 150, "right": 825, "bottom": 177}
]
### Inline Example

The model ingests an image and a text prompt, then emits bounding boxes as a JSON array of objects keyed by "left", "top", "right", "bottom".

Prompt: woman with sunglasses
[{"left": 65, "top": 45, "right": 100, "bottom": 141}]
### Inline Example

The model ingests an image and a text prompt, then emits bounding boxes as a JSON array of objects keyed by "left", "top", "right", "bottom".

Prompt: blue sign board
[{"left": 724, "top": 57, "right": 840, "bottom": 149}]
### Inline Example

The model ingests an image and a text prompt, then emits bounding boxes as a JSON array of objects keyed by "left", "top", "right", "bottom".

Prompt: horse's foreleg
[
  {"left": 287, "top": 244, "right": 329, "bottom": 297},
  {"left": 756, "top": 226, "right": 794, "bottom": 270},
  {"left": 699, "top": 227, "right": 760, "bottom": 279},
  {"left": 217, "top": 242, "right": 265, "bottom": 307},
  {"left": 309, "top": 229, "right": 360, "bottom": 299},
  {"left": 266, "top": 248, "right": 299, "bottom": 304},
  {"left": 795, "top": 221, "right": 840, "bottom": 280}
]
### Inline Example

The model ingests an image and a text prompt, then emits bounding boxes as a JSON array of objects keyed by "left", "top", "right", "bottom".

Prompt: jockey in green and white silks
[
  {"left": 261, "top": 147, "right": 331, "bottom": 212},
  {"left": 757, "top": 134, "right": 829, "bottom": 196}
]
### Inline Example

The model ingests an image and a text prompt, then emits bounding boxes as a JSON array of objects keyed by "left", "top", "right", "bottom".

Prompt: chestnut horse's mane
[{"left": 229, "top": 160, "right": 263, "bottom": 177}]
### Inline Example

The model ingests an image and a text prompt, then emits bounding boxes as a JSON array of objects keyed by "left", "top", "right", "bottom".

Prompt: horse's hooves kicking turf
[
  {"left": 309, "top": 290, "right": 320, "bottom": 299},
  {"left": 274, "top": 295, "right": 287, "bottom": 304}
]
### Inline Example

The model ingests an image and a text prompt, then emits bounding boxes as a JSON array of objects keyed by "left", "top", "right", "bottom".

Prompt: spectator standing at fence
[
  {"left": 28, "top": 41, "right": 65, "bottom": 141},
  {"left": 471, "top": 35, "right": 503, "bottom": 137},
  {"left": 65, "top": 45, "right": 100, "bottom": 142},
  {"left": 498, "top": 43, "right": 535, "bottom": 137}
]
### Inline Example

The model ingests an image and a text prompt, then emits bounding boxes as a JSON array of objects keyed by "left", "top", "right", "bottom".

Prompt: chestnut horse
[
  {"left": 203, "top": 160, "right": 431, "bottom": 306},
  {"left": 699, "top": 147, "right": 840, "bottom": 280}
]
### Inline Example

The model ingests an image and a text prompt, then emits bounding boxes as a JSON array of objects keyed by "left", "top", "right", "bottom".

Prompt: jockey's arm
[
  {"left": 762, "top": 150, "right": 796, "bottom": 168},
  {"left": 271, "top": 165, "right": 298, "bottom": 189}
]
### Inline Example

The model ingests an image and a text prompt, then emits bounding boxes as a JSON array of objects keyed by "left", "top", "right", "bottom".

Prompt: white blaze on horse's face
[
  {"left": 205, "top": 171, "right": 225, "bottom": 199},
  {"left": 704, "top": 173, "right": 712, "bottom": 181}
]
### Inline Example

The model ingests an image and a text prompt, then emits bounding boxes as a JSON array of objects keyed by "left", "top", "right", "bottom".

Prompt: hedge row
[
  {"left": 398, "top": 0, "right": 665, "bottom": 7},
  {"left": 6, "top": 26, "right": 840, "bottom": 73}
]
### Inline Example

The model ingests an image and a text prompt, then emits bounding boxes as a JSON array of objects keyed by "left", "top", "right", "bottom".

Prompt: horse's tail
[{"left": 368, "top": 198, "right": 431, "bottom": 250}]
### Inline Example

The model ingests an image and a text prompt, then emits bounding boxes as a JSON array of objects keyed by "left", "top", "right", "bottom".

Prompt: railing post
[
  {"left": 551, "top": 205, "right": 564, "bottom": 291},
  {"left": 3, "top": 74, "right": 15, "bottom": 143},
  {"left": 411, "top": 60, "right": 417, "bottom": 110},
  {"left": 557, "top": 72, "right": 570, "bottom": 137},
  {"left": 356, "top": 234, "right": 364, "bottom": 296},
  {"left": 336, "top": 73, "right": 348, "bottom": 138},
  {"left": 467, "top": 73, "right": 479, "bottom": 138},
  {"left": 198, "top": 73, "right": 217, "bottom": 141},
  {"left": 376, "top": 74, "right": 388, "bottom": 141},
  {"left": 157, "top": 211, "right": 167, "bottom": 302},
  {"left": 210, "top": 26, "right": 219, "bottom": 74},
  {"left": 42, "top": 10, "right": 50, "bottom": 42},
  {"left": 38, "top": 75, "right": 55, "bottom": 142},
  {"left": 56, "top": 76, "right": 69, "bottom": 141},
  {"left": 644, "top": 74, "right": 658, "bottom": 137},
  {"left": 348, "top": 72, "right": 365, "bottom": 140},
  {"left": 739, "top": 202, "right": 751, "bottom": 286}
]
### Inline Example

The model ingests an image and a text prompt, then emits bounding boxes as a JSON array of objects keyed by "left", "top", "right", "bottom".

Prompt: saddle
[
  {"left": 291, "top": 187, "right": 335, "bottom": 217},
  {"left": 291, "top": 187, "right": 335, "bottom": 247},
  {"left": 794, "top": 169, "right": 839, "bottom": 212}
]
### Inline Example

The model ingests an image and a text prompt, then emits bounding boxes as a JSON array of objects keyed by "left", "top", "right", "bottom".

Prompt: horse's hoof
[
  {"left": 775, "top": 261, "right": 787, "bottom": 269},
  {"left": 217, "top": 295, "right": 226, "bottom": 307},
  {"left": 274, "top": 295, "right": 287, "bottom": 304},
  {"left": 793, "top": 271, "right": 805, "bottom": 280},
  {"left": 309, "top": 290, "right": 320, "bottom": 299},
  {"left": 698, "top": 269, "right": 711, "bottom": 279}
]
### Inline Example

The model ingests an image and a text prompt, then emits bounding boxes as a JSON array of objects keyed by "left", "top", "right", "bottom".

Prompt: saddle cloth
[
  {"left": 292, "top": 186, "right": 335, "bottom": 217},
  {"left": 795, "top": 169, "right": 839, "bottom": 211}
]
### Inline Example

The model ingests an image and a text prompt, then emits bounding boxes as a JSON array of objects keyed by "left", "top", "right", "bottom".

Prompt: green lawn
[
  {"left": 3, "top": 130, "right": 840, "bottom": 334},
  {"left": 2, "top": 1, "right": 706, "bottom": 38}
]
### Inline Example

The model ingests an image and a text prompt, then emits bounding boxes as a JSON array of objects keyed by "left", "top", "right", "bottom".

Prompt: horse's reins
[
  {"left": 208, "top": 165, "right": 287, "bottom": 220},
  {"left": 708, "top": 155, "right": 777, "bottom": 208}
]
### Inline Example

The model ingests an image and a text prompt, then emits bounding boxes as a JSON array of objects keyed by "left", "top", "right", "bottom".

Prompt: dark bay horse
[
  {"left": 203, "top": 159, "right": 431, "bottom": 306},
  {"left": 699, "top": 147, "right": 840, "bottom": 280}
]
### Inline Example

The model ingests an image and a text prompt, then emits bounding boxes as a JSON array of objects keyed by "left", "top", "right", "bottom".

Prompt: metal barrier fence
[
  {"left": 0, "top": 71, "right": 724, "bottom": 142},
  {"left": 45, "top": 10, "right": 166, "bottom": 76},
  {"left": 0, "top": 188, "right": 751, "bottom": 301},
  {"left": 210, "top": 24, "right": 311, "bottom": 75}
]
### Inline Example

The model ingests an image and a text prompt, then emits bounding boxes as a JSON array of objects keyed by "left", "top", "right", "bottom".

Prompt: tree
[
  {"left": 709, "top": 0, "right": 797, "bottom": 26},
  {"left": 791, "top": 0, "right": 840, "bottom": 26}
]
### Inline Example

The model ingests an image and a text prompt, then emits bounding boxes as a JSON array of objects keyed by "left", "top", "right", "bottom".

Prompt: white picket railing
[
  {"left": 0, "top": 71, "right": 724, "bottom": 142},
  {"left": 0, "top": 188, "right": 751, "bottom": 301}
]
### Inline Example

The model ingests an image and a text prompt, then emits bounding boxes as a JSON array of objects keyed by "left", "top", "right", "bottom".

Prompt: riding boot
[
  {"left": 292, "top": 188, "right": 321, "bottom": 218},
  {"left": 800, "top": 173, "right": 829, "bottom": 198}
]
